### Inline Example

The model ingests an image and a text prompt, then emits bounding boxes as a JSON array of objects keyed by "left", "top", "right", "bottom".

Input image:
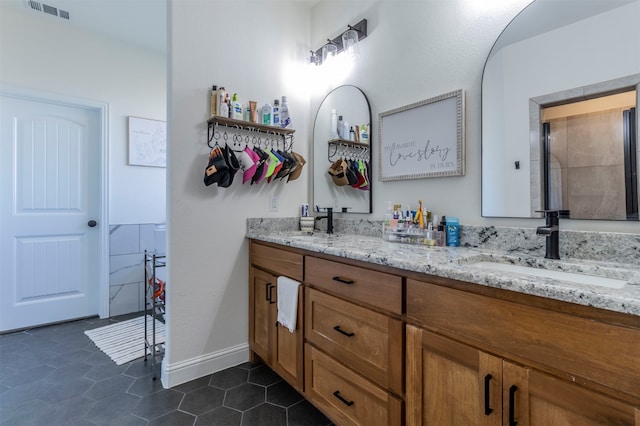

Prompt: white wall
[
  {"left": 166, "top": 0, "right": 311, "bottom": 386},
  {"left": 0, "top": 7, "right": 166, "bottom": 225}
]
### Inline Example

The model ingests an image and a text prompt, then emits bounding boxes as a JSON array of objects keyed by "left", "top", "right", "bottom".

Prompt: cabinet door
[
  {"left": 249, "top": 268, "right": 276, "bottom": 363},
  {"left": 272, "top": 287, "right": 304, "bottom": 391},
  {"left": 503, "top": 361, "right": 639, "bottom": 426},
  {"left": 406, "top": 325, "right": 501, "bottom": 426}
]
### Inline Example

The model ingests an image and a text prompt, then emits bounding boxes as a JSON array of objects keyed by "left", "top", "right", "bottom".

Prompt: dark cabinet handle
[
  {"left": 333, "top": 390, "right": 354, "bottom": 407},
  {"left": 88, "top": 220, "right": 97, "bottom": 227},
  {"left": 265, "top": 283, "right": 272, "bottom": 302},
  {"left": 333, "top": 325, "right": 355, "bottom": 337},
  {"left": 268, "top": 284, "right": 275, "bottom": 304},
  {"left": 332, "top": 276, "right": 354, "bottom": 285},
  {"left": 484, "top": 374, "right": 493, "bottom": 415},
  {"left": 509, "top": 385, "right": 518, "bottom": 426}
]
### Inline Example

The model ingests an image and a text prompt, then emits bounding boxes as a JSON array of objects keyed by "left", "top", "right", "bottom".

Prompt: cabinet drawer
[
  {"left": 250, "top": 242, "right": 303, "bottom": 281},
  {"left": 305, "top": 288, "right": 403, "bottom": 394},
  {"left": 406, "top": 279, "right": 640, "bottom": 401},
  {"left": 305, "top": 344, "right": 402, "bottom": 426},
  {"left": 305, "top": 256, "right": 402, "bottom": 315}
]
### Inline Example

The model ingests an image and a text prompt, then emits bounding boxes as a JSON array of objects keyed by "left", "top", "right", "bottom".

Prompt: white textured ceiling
[{"left": 0, "top": 0, "right": 167, "bottom": 54}]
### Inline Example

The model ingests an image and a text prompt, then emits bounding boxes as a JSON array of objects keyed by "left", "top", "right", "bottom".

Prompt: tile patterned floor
[{"left": 0, "top": 315, "right": 332, "bottom": 426}]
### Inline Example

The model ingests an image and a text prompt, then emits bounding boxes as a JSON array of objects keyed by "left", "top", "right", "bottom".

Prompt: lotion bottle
[
  {"left": 337, "top": 115, "right": 344, "bottom": 138},
  {"left": 231, "top": 94, "right": 243, "bottom": 120}
]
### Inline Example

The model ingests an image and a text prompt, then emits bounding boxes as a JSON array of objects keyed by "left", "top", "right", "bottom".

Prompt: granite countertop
[{"left": 247, "top": 231, "right": 640, "bottom": 317}]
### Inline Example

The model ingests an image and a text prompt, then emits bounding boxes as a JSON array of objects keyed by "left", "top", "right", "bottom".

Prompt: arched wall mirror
[
  {"left": 482, "top": 0, "right": 640, "bottom": 220},
  {"left": 313, "top": 85, "right": 372, "bottom": 213}
]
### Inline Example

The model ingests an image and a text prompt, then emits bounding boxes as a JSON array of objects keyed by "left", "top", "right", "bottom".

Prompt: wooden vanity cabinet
[
  {"left": 304, "top": 256, "right": 404, "bottom": 426},
  {"left": 406, "top": 278, "right": 640, "bottom": 426},
  {"left": 249, "top": 242, "right": 304, "bottom": 391}
]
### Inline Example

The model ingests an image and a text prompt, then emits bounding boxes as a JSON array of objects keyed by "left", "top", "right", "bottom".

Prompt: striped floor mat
[{"left": 84, "top": 315, "right": 165, "bottom": 365}]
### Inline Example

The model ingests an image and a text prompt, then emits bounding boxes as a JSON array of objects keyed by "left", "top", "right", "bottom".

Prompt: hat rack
[
  {"left": 207, "top": 116, "right": 295, "bottom": 152},
  {"left": 328, "top": 139, "right": 369, "bottom": 162}
]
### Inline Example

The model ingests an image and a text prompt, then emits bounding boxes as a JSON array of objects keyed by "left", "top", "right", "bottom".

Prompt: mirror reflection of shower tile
[
  {"left": 567, "top": 165, "right": 626, "bottom": 220},
  {"left": 567, "top": 110, "right": 624, "bottom": 168}
]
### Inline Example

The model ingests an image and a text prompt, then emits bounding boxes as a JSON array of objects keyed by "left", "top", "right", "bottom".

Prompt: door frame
[{"left": 0, "top": 84, "right": 110, "bottom": 320}]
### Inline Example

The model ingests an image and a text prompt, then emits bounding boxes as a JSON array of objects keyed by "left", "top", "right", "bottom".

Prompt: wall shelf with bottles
[{"left": 327, "top": 138, "right": 369, "bottom": 161}]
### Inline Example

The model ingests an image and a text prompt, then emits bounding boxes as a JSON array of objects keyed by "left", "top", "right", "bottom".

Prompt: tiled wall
[
  {"left": 550, "top": 108, "right": 627, "bottom": 219},
  {"left": 109, "top": 224, "right": 166, "bottom": 317}
]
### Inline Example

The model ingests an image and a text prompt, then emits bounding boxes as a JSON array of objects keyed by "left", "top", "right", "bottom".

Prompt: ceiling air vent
[{"left": 24, "top": 0, "right": 70, "bottom": 21}]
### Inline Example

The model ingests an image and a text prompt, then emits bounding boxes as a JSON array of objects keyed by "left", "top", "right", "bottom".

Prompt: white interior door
[{"left": 0, "top": 93, "right": 102, "bottom": 332}]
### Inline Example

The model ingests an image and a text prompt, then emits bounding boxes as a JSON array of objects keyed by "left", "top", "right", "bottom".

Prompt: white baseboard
[{"left": 161, "top": 343, "right": 249, "bottom": 388}]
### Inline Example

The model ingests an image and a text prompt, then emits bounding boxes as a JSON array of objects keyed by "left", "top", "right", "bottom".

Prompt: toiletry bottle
[
  {"left": 217, "top": 87, "right": 227, "bottom": 117},
  {"left": 349, "top": 126, "right": 355, "bottom": 141},
  {"left": 210, "top": 85, "right": 218, "bottom": 117},
  {"left": 280, "top": 96, "right": 291, "bottom": 128},
  {"left": 272, "top": 99, "right": 280, "bottom": 126},
  {"left": 232, "top": 94, "right": 243, "bottom": 120},
  {"left": 337, "top": 115, "right": 344, "bottom": 138},
  {"left": 261, "top": 102, "right": 272, "bottom": 126},
  {"left": 244, "top": 103, "right": 251, "bottom": 121},
  {"left": 446, "top": 217, "right": 460, "bottom": 247},
  {"left": 436, "top": 215, "right": 447, "bottom": 246},
  {"left": 331, "top": 109, "right": 338, "bottom": 139},
  {"left": 343, "top": 120, "right": 350, "bottom": 138}
]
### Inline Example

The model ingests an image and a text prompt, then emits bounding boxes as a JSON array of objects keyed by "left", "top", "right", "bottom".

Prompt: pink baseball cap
[{"left": 241, "top": 147, "right": 260, "bottom": 184}]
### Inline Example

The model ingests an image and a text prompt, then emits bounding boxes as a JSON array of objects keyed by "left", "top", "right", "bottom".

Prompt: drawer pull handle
[
  {"left": 484, "top": 374, "right": 493, "bottom": 415},
  {"left": 333, "top": 325, "right": 355, "bottom": 337},
  {"left": 332, "top": 276, "right": 354, "bottom": 285},
  {"left": 333, "top": 390, "right": 354, "bottom": 407},
  {"left": 508, "top": 385, "right": 518, "bottom": 426},
  {"left": 265, "top": 283, "right": 272, "bottom": 302},
  {"left": 268, "top": 284, "right": 275, "bottom": 304}
]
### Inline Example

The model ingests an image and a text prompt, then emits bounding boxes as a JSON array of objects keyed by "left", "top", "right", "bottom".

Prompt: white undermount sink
[{"left": 472, "top": 261, "right": 628, "bottom": 289}]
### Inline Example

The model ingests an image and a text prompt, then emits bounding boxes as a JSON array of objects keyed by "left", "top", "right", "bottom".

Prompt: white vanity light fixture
[{"left": 308, "top": 19, "right": 368, "bottom": 66}]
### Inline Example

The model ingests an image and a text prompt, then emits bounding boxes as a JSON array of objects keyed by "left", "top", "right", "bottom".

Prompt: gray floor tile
[
  {"left": 224, "top": 383, "right": 265, "bottom": 411},
  {"left": 0, "top": 315, "right": 334, "bottom": 426},
  {"left": 210, "top": 366, "right": 249, "bottom": 390},
  {"left": 242, "top": 403, "right": 286, "bottom": 426},
  {"left": 248, "top": 365, "right": 283, "bottom": 386},
  {"left": 195, "top": 406, "right": 242, "bottom": 426},
  {"left": 132, "top": 388, "right": 184, "bottom": 421},
  {"left": 179, "top": 385, "right": 225, "bottom": 415}
]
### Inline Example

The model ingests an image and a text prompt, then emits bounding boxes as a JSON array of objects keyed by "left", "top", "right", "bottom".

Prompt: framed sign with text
[{"left": 378, "top": 89, "right": 465, "bottom": 181}]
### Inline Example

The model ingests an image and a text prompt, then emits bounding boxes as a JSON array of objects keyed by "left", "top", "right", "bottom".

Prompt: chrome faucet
[
  {"left": 315, "top": 207, "right": 334, "bottom": 234},
  {"left": 536, "top": 210, "right": 560, "bottom": 259}
]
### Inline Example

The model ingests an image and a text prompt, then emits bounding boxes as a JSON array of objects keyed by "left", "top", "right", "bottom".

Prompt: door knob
[{"left": 88, "top": 220, "right": 97, "bottom": 227}]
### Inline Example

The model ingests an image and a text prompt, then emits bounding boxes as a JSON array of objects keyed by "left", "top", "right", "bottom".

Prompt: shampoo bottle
[
  {"left": 280, "top": 96, "right": 291, "bottom": 128},
  {"left": 261, "top": 102, "right": 272, "bottom": 126}
]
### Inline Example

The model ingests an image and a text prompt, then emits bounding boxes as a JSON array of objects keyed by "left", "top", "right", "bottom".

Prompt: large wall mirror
[
  {"left": 482, "top": 0, "right": 639, "bottom": 220},
  {"left": 313, "top": 85, "right": 372, "bottom": 213}
]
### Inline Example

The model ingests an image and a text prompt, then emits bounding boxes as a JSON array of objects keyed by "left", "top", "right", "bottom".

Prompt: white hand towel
[{"left": 277, "top": 276, "right": 301, "bottom": 333}]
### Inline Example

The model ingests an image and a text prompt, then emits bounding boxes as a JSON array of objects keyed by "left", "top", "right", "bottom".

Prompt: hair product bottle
[
  {"left": 280, "top": 96, "right": 291, "bottom": 128},
  {"left": 261, "top": 102, "right": 272, "bottom": 126}
]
